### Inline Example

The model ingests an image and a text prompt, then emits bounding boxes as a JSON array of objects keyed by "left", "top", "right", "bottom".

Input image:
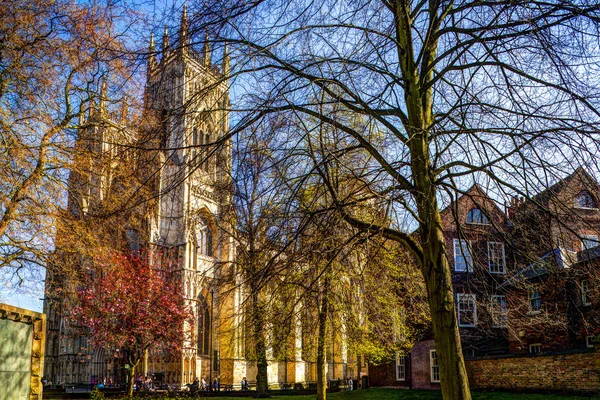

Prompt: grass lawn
[{"left": 136, "top": 388, "right": 594, "bottom": 400}]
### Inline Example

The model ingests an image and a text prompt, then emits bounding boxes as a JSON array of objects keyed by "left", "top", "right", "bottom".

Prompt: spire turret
[
  {"left": 222, "top": 43, "right": 230, "bottom": 108},
  {"left": 162, "top": 25, "right": 169, "bottom": 59},
  {"left": 99, "top": 78, "right": 108, "bottom": 115},
  {"left": 119, "top": 97, "right": 129, "bottom": 124},
  {"left": 180, "top": 4, "right": 189, "bottom": 49},
  {"left": 203, "top": 30, "right": 211, "bottom": 66},
  {"left": 78, "top": 100, "right": 86, "bottom": 126},
  {"left": 148, "top": 33, "right": 157, "bottom": 69},
  {"left": 222, "top": 42, "right": 230, "bottom": 77}
]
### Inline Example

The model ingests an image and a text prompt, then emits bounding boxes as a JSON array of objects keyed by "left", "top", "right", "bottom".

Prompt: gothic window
[
  {"left": 126, "top": 229, "right": 140, "bottom": 254},
  {"left": 160, "top": 110, "right": 169, "bottom": 150},
  {"left": 191, "top": 127, "right": 199, "bottom": 165},
  {"left": 575, "top": 191, "right": 597, "bottom": 209},
  {"left": 196, "top": 217, "right": 213, "bottom": 257},
  {"left": 202, "top": 131, "right": 210, "bottom": 172},
  {"left": 197, "top": 296, "right": 211, "bottom": 356},
  {"left": 466, "top": 208, "right": 489, "bottom": 224}
]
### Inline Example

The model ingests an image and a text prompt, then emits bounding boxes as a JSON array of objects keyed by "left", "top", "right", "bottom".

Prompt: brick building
[{"left": 370, "top": 168, "right": 600, "bottom": 392}]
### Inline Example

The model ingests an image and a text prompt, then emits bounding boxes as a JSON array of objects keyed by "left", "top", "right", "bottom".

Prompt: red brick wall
[
  {"left": 368, "top": 361, "right": 409, "bottom": 387},
  {"left": 410, "top": 340, "right": 440, "bottom": 390},
  {"left": 466, "top": 350, "right": 599, "bottom": 393}
]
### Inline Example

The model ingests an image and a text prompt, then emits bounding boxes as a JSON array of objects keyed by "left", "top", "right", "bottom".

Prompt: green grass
[{"left": 133, "top": 388, "right": 595, "bottom": 400}]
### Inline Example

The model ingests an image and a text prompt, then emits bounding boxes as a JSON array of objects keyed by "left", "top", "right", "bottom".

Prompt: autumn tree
[
  {"left": 70, "top": 252, "right": 192, "bottom": 397},
  {"left": 0, "top": 0, "right": 143, "bottom": 295}
]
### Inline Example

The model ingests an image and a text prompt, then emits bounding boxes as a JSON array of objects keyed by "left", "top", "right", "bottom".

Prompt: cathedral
[{"left": 43, "top": 7, "right": 362, "bottom": 389}]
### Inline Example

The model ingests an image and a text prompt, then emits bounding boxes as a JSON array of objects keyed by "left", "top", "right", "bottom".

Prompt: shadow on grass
[{"left": 116, "top": 388, "right": 595, "bottom": 400}]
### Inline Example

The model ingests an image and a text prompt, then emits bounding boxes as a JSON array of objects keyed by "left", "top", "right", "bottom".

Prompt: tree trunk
[
  {"left": 413, "top": 165, "right": 471, "bottom": 400},
  {"left": 252, "top": 291, "right": 270, "bottom": 398},
  {"left": 316, "top": 278, "right": 329, "bottom": 400},
  {"left": 422, "top": 231, "right": 471, "bottom": 399},
  {"left": 127, "top": 362, "right": 137, "bottom": 398}
]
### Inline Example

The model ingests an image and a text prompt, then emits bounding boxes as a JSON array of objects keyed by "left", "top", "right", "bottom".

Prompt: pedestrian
[
  {"left": 213, "top": 377, "right": 219, "bottom": 391},
  {"left": 241, "top": 376, "right": 248, "bottom": 391},
  {"left": 348, "top": 377, "right": 353, "bottom": 391}
]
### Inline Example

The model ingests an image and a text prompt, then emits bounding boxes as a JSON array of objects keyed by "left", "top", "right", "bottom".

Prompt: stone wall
[
  {"left": 466, "top": 349, "right": 599, "bottom": 393},
  {"left": 0, "top": 303, "right": 46, "bottom": 400}
]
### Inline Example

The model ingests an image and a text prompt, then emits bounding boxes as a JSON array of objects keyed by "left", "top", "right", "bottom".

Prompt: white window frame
[
  {"left": 430, "top": 350, "right": 440, "bottom": 383},
  {"left": 574, "top": 191, "right": 597, "bottom": 209},
  {"left": 581, "top": 235, "right": 599, "bottom": 251},
  {"left": 582, "top": 280, "right": 592, "bottom": 306},
  {"left": 490, "top": 295, "right": 507, "bottom": 327},
  {"left": 453, "top": 239, "right": 473, "bottom": 272},
  {"left": 466, "top": 208, "right": 490, "bottom": 225},
  {"left": 487, "top": 242, "right": 506, "bottom": 274},
  {"left": 529, "top": 343, "right": 542, "bottom": 354},
  {"left": 395, "top": 352, "right": 406, "bottom": 381},
  {"left": 586, "top": 335, "right": 595, "bottom": 348},
  {"left": 528, "top": 289, "right": 541, "bottom": 312},
  {"left": 457, "top": 294, "right": 477, "bottom": 327}
]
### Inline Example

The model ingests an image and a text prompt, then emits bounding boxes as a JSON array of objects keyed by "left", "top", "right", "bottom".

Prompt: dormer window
[
  {"left": 466, "top": 208, "right": 489, "bottom": 224},
  {"left": 575, "top": 191, "right": 597, "bottom": 209}
]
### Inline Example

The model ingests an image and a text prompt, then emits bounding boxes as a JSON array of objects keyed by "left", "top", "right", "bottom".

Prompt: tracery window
[
  {"left": 196, "top": 217, "right": 213, "bottom": 257},
  {"left": 197, "top": 296, "right": 211, "bottom": 356}
]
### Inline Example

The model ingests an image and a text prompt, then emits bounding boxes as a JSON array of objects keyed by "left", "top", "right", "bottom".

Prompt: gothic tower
[
  {"left": 144, "top": 6, "right": 239, "bottom": 386},
  {"left": 43, "top": 79, "right": 141, "bottom": 386}
]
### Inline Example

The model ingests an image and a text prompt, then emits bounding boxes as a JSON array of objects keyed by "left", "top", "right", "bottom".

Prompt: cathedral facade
[{"left": 43, "top": 8, "right": 361, "bottom": 389}]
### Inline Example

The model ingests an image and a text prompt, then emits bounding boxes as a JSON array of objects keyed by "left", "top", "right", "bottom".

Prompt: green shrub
[{"left": 90, "top": 389, "right": 105, "bottom": 400}]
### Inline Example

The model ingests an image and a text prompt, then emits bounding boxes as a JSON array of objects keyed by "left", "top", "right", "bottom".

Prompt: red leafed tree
[{"left": 71, "top": 252, "right": 192, "bottom": 397}]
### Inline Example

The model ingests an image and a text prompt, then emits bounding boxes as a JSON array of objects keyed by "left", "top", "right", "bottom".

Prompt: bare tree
[{"left": 180, "top": 1, "right": 600, "bottom": 398}]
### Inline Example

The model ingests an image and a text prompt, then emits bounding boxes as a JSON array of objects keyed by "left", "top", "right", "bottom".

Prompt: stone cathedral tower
[
  {"left": 43, "top": 7, "right": 359, "bottom": 389},
  {"left": 143, "top": 7, "right": 242, "bottom": 386}
]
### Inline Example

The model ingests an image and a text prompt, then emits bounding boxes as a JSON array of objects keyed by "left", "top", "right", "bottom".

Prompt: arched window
[
  {"left": 575, "top": 191, "right": 597, "bottom": 209},
  {"left": 126, "top": 228, "right": 140, "bottom": 254},
  {"left": 466, "top": 208, "right": 489, "bottom": 224},
  {"left": 205, "top": 228, "right": 213, "bottom": 257},
  {"left": 197, "top": 296, "right": 211, "bottom": 356},
  {"left": 196, "top": 217, "right": 213, "bottom": 257},
  {"left": 160, "top": 110, "right": 169, "bottom": 150},
  {"left": 191, "top": 127, "right": 198, "bottom": 165},
  {"left": 202, "top": 131, "right": 210, "bottom": 172}
]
